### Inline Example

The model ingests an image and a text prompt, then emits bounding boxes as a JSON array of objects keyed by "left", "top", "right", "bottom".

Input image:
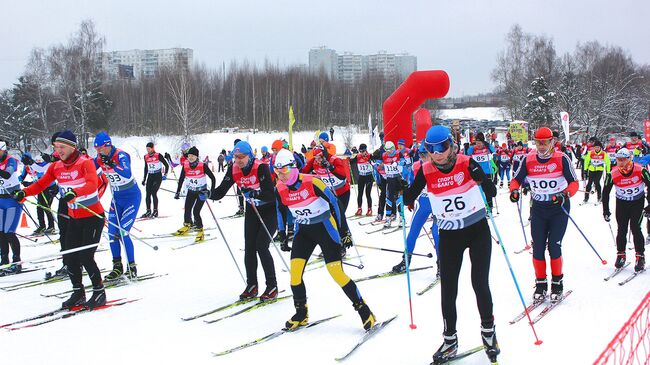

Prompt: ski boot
[
  {"left": 62, "top": 287, "right": 86, "bottom": 309},
  {"left": 533, "top": 278, "right": 547, "bottom": 301},
  {"left": 550, "top": 275, "right": 563, "bottom": 303},
  {"left": 151, "top": 209, "right": 158, "bottom": 218},
  {"left": 46, "top": 264, "right": 68, "bottom": 280},
  {"left": 374, "top": 213, "right": 384, "bottom": 223},
  {"left": 32, "top": 226, "right": 46, "bottom": 235},
  {"left": 85, "top": 286, "right": 106, "bottom": 310},
  {"left": 239, "top": 284, "right": 258, "bottom": 300},
  {"left": 383, "top": 215, "right": 395, "bottom": 228},
  {"left": 499, "top": 181, "right": 504, "bottom": 188},
  {"left": 140, "top": 210, "right": 151, "bottom": 219},
  {"left": 287, "top": 227, "right": 294, "bottom": 241},
  {"left": 1, "top": 263, "right": 22, "bottom": 276},
  {"left": 44, "top": 226, "right": 57, "bottom": 235},
  {"left": 259, "top": 285, "right": 278, "bottom": 301},
  {"left": 104, "top": 258, "right": 124, "bottom": 281},
  {"left": 432, "top": 332, "right": 459, "bottom": 364},
  {"left": 391, "top": 253, "right": 412, "bottom": 274},
  {"left": 481, "top": 323, "right": 500, "bottom": 363},
  {"left": 235, "top": 207, "right": 245, "bottom": 216},
  {"left": 353, "top": 300, "right": 376, "bottom": 331},
  {"left": 635, "top": 253, "right": 646, "bottom": 273},
  {"left": 285, "top": 301, "right": 308, "bottom": 330},
  {"left": 195, "top": 228, "right": 205, "bottom": 243},
  {"left": 615, "top": 252, "right": 626, "bottom": 269},
  {"left": 366, "top": 208, "right": 373, "bottom": 217},
  {"left": 174, "top": 223, "right": 191, "bottom": 236},
  {"left": 355, "top": 207, "right": 363, "bottom": 216},
  {"left": 126, "top": 262, "right": 137, "bottom": 279}
]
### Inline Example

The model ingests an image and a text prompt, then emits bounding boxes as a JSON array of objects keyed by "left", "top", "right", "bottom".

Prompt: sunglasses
[{"left": 424, "top": 139, "right": 451, "bottom": 154}]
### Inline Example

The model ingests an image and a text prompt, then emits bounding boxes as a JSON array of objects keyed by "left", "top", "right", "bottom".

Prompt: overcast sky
[{"left": 1, "top": 0, "right": 648, "bottom": 97}]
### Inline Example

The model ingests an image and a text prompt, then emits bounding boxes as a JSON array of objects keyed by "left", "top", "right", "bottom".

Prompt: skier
[
  {"left": 141, "top": 142, "right": 169, "bottom": 218},
  {"left": 511, "top": 142, "right": 528, "bottom": 174},
  {"left": 22, "top": 152, "right": 57, "bottom": 235},
  {"left": 273, "top": 149, "right": 376, "bottom": 331},
  {"left": 496, "top": 143, "right": 512, "bottom": 188},
  {"left": 467, "top": 132, "right": 496, "bottom": 208},
  {"left": 16, "top": 130, "right": 106, "bottom": 309},
  {"left": 174, "top": 146, "right": 216, "bottom": 242},
  {"left": 604, "top": 137, "right": 620, "bottom": 168},
  {"left": 259, "top": 146, "right": 271, "bottom": 164},
  {"left": 94, "top": 132, "right": 142, "bottom": 280},
  {"left": 403, "top": 126, "right": 499, "bottom": 364},
  {"left": 391, "top": 143, "right": 439, "bottom": 274},
  {"left": 0, "top": 141, "right": 23, "bottom": 274},
  {"left": 397, "top": 139, "right": 414, "bottom": 183},
  {"left": 625, "top": 132, "right": 648, "bottom": 159},
  {"left": 602, "top": 148, "right": 647, "bottom": 272},
  {"left": 302, "top": 144, "right": 354, "bottom": 251},
  {"left": 380, "top": 141, "right": 403, "bottom": 228},
  {"left": 583, "top": 140, "right": 610, "bottom": 203},
  {"left": 509, "top": 127, "right": 578, "bottom": 304},
  {"left": 350, "top": 143, "right": 374, "bottom": 216},
  {"left": 210, "top": 141, "right": 278, "bottom": 300},
  {"left": 329, "top": 127, "right": 335, "bottom": 141}
]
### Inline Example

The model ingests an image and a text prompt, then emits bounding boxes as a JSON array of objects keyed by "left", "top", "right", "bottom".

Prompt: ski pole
[
  {"left": 0, "top": 241, "right": 102, "bottom": 270},
  {"left": 24, "top": 199, "right": 159, "bottom": 251},
  {"left": 606, "top": 221, "right": 617, "bottom": 247},
  {"left": 561, "top": 205, "right": 607, "bottom": 265},
  {"left": 479, "top": 187, "right": 543, "bottom": 345},
  {"left": 244, "top": 197, "right": 291, "bottom": 272},
  {"left": 342, "top": 260, "right": 364, "bottom": 270},
  {"left": 21, "top": 205, "right": 57, "bottom": 244},
  {"left": 515, "top": 198, "right": 531, "bottom": 253},
  {"left": 15, "top": 232, "right": 39, "bottom": 243},
  {"left": 399, "top": 198, "right": 417, "bottom": 330},
  {"left": 204, "top": 200, "right": 246, "bottom": 285},
  {"left": 354, "top": 244, "right": 433, "bottom": 258}
]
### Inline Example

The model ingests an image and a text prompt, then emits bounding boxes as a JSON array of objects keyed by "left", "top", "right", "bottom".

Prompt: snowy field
[{"left": 1, "top": 130, "right": 648, "bottom": 365}]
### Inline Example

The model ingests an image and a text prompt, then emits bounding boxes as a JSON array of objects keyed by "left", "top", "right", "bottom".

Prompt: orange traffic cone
[{"left": 20, "top": 212, "right": 29, "bottom": 228}]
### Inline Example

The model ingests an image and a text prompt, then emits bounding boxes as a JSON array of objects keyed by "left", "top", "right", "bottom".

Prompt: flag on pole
[
  {"left": 560, "top": 112, "right": 570, "bottom": 142},
  {"left": 368, "top": 114, "right": 373, "bottom": 149},
  {"left": 372, "top": 126, "right": 380, "bottom": 149},
  {"left": 288, "top": 106, "right": 296, "bottom": 150}
]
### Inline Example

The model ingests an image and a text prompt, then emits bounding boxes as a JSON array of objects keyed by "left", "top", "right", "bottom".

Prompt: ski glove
[
  {"left": 280, "top": 241, "right": 291, "bottom": 252},
  {"left": 141, "top": 180, "right": 146, "bottom": 186},
  {"left": 551, "top": 191, "right": 568, "bottom": 205},
  {"left": 241, "top": 187, "right": 259, "bottom": 200},
  {"left": 0, "top": 170, "right": 10, "bottom": 179},
  {"left": 162, "top": 175, "right": 167, "bottom": 181},
  {"left": 61, "top": 190, "right": 77, "bottom": 203},
  {"left": 42, "top": 154, "right": 52, "bottom": 163},
  {"left": 100, "top": 155, "right": 115, "bottom": 167},
  {"left": 199, "top": 189, "right": 210, "bottom": 201},
  {"left": 522, "top": 185, "right": 530, "bottom": 195},
  {"left": 509, "top": 190, "right": 520, "bottom": 203},
  {"left": 276, "top": 231, "right": 288, "bottom": 244},
  {"left": 21, "top": 155, "right": 34, "bottom": 166},
  {"left": 603, "top": 213, "right": 610, "bottom": 222},
  {"left": 174, "top": 192, "right": 180, "bottom": 200},
  {"left": 14, "top": 190, "right": 26, "bottom": 204}
]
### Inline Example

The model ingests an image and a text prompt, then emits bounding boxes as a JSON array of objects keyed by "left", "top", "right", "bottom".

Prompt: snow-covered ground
[{"left": 1, "top": 131, "right": 648, "bottom": 365}]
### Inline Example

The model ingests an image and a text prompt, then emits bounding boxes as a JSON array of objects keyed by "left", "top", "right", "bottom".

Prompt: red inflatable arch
[
  {"left": 382, "top": 70, "right": 450, "bottom": 148},
  {"left": 413, "top": 108, "right": 432, "bottom": 143}
]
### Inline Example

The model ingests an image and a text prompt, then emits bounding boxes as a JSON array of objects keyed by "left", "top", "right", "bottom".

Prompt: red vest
[
  {"left": 524, "top": 151, "right": 568, "bottom": 202},
  {"left": 277, "top": 175, "right": 331, "bottom": 225},
  {"left": 611, "top": 163, "right": 645, "bottom": 201},
  {"left": 183, "top": 160, "right": 207, "bottom": 191}
]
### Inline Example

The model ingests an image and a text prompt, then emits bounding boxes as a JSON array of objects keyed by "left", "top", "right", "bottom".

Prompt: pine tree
[{"left": 523, "top": 77, "right": 557, "bottom": 130}]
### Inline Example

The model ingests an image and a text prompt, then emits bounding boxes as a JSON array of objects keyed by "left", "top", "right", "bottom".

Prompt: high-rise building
[
  {"left": 308, "top": 47, "right": 417, "bottom": 83},
  {"left": 309, "top": 46, "right": 338, "bottom": 79},
  {"left": 99, "top": 48, "right": 193, "bottom": 79}
]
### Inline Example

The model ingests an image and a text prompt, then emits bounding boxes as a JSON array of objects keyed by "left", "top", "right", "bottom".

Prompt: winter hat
[
  {"left": 615, "top": 148, "right": 632, "bottom": 159},
  {"left": 475, "top": 132, "right": 485, "bottom": 142},
  {"left": 261, "top": 146, "right": 268, "bottom": 154},
  {"left": 516, "top": 141, "right": 523, "bottom": 147},
  {"left": 272, "top": 139, "right": 284, "bottom": 151},
  {"left": 359, "top": 143, "right": 367, "bottom": 151},
  {"left": 93, "top": 132, "right": 112, "bottom": 148},
  {"left": 146, "top": 142, "right": 154, "bottom": 148},
  {"left": 630, "top": 132, "right": 640, "bottom": 138},
  {"left": 187, "top": 146, "right": 199, "bottom": 156},
  {"left": 398, "top": 139, "right": 406, "bottom": 146},
  {"left": 534, "top": 127, "right": 553, "bottom": 140},
  {"left": 312, "top": 144, "right": 328, "bottom": 159},
  {"left": 233, "top": 139, "right": 241, "bottom": 146},
  {"left": 232, "top": 141, "right": 254, "bottom": 158},
  {"left": 319, "top": 131, "right": 330, "bottom": 142},
  {"left": 385, "top": 141, "right": 396, "bottom": 151},
  {"left": 593, "top": 140, "right": 603, "bottom": 148},
  {"left": 56, "top": 130, "right": 78, "bottom": 147}
]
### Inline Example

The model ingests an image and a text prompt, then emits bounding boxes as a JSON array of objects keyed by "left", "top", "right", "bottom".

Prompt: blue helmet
[
  {"left": 261, "top": 146, "right": 268, "bottom": 154},
  {"left": 424, "top": 126, "right": 453, "bottom": 153},
  {"left": 398, "top": 139, "right": 406, "bottom": 146}
]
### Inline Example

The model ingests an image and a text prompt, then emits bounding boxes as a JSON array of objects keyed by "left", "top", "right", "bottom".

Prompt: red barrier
[
  {"left": 382, "top": 70, "right": 449, "bottom": 148},
  {"left": 414, "top": 108, "right": 432, "bottom": 143}
]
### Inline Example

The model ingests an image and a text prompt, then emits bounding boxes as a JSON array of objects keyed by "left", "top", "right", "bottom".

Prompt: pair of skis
[
  {"left": 40, "top": 273, "right": 166, "bottom": 298},
  {"left": 430, "top": 345, "right": 497, "bottom": 365},
  {"left": 605, "top": 263, "right": 647, "bottom": 285},
  {"left": 509, "top": 290, "right": 573, "bottom": 325}
]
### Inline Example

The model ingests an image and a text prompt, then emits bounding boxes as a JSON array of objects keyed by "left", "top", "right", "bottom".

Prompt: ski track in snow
[{"left": 1, "top": 131, "right": 647, "bottom": 365}]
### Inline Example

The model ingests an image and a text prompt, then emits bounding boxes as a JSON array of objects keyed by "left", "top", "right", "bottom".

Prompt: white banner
[
  {"left": 368, "top": 114, "right": 374, "bottom": 150},
  {"left": 560, "top": 112, "right": 570, "bottom": 141}
]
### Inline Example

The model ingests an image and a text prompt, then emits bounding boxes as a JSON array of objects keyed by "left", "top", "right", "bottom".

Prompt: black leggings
[
  {"left": 145, "top": 174, "right": 162, "bottom": 211},
  {"left": 244, "top": 205, "right": 277, "bottom": 287},
  {"left": 585, "top": 170, "right": 603, "bottom": 200},
  {"left": 337, "top": 190, "right": 350, "bottom": 234},
  {"left": 616, "top": 198, "right": 645, "bottom": 254},
  {"left": 184, "top": 190, "right": 205, "bottom": 228},
  {"left": 0, "top": 232, "right": 20, "bottom": 264},
  {"left": 386, "top": 177, "right": 400, "bottom": 216},
  {"left": 290, "top": 222, "right": 362, "bottom": 304},
  {"left": 377, "top": 176, "right": 387, "bottom": 216},
  {"left": 63, "top": 215, "right": 104, "bottom": 289},
  {"left": 438, "top": 219, "right": 494, "bottom": 334},
  {"left": 356, "top": 175, "right": 373, "bottom": 209},
  {"left": 37, "top": 185, "right": 57, "bottom": 228},
  {"left": 58, "top": 201, "right": 69, "bottom": 251}
]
